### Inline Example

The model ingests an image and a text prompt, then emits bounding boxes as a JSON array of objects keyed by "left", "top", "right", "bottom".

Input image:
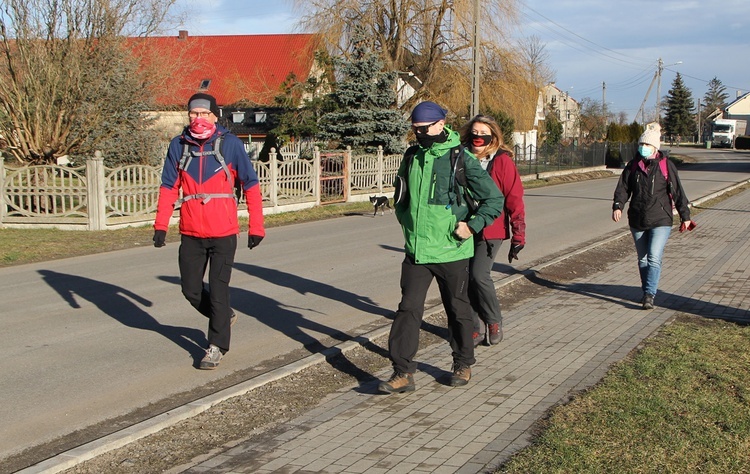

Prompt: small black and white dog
[{"left": 370, "top": 195, "right": 392, "bottom": 216}]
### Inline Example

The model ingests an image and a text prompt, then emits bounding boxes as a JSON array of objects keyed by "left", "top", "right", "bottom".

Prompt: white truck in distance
[{"left": 711, "top": 118, "right": 747, "bottom": 148}]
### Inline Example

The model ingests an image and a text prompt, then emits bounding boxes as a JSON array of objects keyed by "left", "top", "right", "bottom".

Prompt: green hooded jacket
[{"left": 394, "top": 126, "right": 505, "bottom": 264}]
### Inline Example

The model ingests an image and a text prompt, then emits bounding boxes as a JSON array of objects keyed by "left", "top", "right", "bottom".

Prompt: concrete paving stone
[
  {"left": 459, "top": 462, "right": 494, "bottom": 474},
  {"left": 321, "top": 463, "right": 350, "bottom": 473},
  {"left": 441, "top": 451, "right": 476, "bottom": 467},
  {"left": 343, "top": 457, "right": 381, "bottom": 473},
  {"left": 160, "top": 189, "right": 750, "bottom": 473},
  {"left": 301, "top": 457, "right": 339, "bottom": 472},
  {"left": 422, "top": 465, "right": 464, "bottom": 474},
  {"left": 373, "top": 454, "right": 407, "bottom": 470},
  {"left": 428, "top": 444, "right": 462, "bottom": 461}
]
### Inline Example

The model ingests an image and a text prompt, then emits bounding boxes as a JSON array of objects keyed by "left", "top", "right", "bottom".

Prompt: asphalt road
[{"left": 2, "top": 146, "right": 749, "bottom": 465}]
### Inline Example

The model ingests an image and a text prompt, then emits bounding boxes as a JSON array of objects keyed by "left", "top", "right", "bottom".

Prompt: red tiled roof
[{"left": 130, "top": 32, "right": 320, "bottom": 107}]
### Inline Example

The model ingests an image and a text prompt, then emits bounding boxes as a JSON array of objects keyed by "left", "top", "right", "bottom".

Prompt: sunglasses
[{"left": 412, "top": 120, "right": 439, "bottom": 135}]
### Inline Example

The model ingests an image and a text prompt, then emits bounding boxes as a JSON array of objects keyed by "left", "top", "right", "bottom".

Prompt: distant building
[
  {"left": 130, "top": 31, "right": 324, "bottom": 146},
  {"left": 724, "top": 91, "right": 750, "bottom": 124},
  {"left": 542, "top": 83, "right": 581, "bottom": 139}
]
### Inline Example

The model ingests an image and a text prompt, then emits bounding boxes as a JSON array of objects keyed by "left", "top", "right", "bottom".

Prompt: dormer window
[
  {"left": 199, "top": 79, "right": 211, "bottom": 90},
  {"left": 232, "top": 111, "right": 245, "bottom": 123},
  {"left": 255, "top": 111, "right": 267, "bottom": 123}
]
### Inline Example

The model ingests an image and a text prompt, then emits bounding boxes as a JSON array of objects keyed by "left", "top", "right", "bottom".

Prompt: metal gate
[{"left": 319, "top": 152, "right": 347, "bottom": 204}]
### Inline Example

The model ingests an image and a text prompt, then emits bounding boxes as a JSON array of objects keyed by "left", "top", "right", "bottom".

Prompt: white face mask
[{"left": 638, "top": 144, "right": 655, "bottom": 158}]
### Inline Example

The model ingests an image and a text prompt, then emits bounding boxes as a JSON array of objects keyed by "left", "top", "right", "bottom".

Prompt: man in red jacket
[{"left": 153, "top": 93, "right": 265, "bottom": 369}]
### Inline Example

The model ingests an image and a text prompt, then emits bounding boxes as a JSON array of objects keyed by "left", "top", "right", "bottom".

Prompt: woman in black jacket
[{"left": 612, "top": 122, "right": 695, "bottom": 309}]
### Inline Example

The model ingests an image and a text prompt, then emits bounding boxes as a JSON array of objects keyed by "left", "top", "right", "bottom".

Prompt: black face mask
[
  {"left": 471, "top": 133, "right": 492, "bottom": 147},
  {"left": 416, "top": 130, "right": 447, "bottom": 149}
]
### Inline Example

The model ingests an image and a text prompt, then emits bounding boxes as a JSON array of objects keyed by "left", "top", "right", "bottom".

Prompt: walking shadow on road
[
  {"left": 236, "top": 263, "right": 393, "bottom": 319},
  {"left": 38, "top": 270, "right": 208, "bottom": 361},
  {"left": 159, "top": 269, "right": 391, "bottom": 391},
  {"left": 237, "top": 263, "right": 457, "bottom": 393},
  {"left": 527, "top": 273, "right": 750, "bottom": 324}
]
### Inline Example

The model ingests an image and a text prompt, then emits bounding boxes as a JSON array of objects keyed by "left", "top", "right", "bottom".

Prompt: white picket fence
[{"left": 0, "top": 147, "right": 402, "bottom": 230}]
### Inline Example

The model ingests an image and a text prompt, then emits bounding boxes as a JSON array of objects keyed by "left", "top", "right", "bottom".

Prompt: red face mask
[{"left": 189, "top": 117, "right": 216, "bottom": 140}]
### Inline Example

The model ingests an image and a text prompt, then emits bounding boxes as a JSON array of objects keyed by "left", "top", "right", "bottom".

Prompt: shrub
[{"left": 735, "top": 136, "right": 750, "bottom": 150}]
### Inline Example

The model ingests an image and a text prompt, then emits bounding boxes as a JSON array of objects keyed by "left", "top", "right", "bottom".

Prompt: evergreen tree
[
  {"left": 703, "top": 76, "right": 730, "bottom": 114},
  {"left": 541, "top": 112, "right": 563, "bottom": 149},
  {"left": 272, "top": 51, "right": 339, "bottom": 143},
  {"left": 663, "top": 73, "right": 695, "bottom": 139},
  {"left": 318, "top": 35, "right": 409, "bottom": 154},
  {"left": 482, "top": 106, "right": 515, "bottom": 146},
  {"left": 629, "top": 121, "right": 645, "bottom": 142}
]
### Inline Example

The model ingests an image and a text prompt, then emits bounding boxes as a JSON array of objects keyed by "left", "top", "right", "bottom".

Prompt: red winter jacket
[
  {"left": 154, "top": 125, "right": 265, "bottom": 239},
  {"left": 479, "top": 152, "right": 526, "bottom": 245}
]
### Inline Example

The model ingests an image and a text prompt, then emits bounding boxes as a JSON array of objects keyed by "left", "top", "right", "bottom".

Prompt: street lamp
[{"left": 655, "top": 58, "right": 682, "bottom": 122}]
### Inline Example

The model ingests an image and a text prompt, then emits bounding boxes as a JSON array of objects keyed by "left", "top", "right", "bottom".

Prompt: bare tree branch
[{"left": 0, "top": 0, "right": 178, "bottom": 164}]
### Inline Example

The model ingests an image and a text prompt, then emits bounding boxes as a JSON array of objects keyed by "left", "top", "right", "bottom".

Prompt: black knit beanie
[{"left": 187, "top": 93, "right": 220, "bottom": 117}]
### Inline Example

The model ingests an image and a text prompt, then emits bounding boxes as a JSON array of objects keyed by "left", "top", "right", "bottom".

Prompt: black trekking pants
[
  {"left": 178, "top": 234, "right": 237, "bottom": 352},
  {"left": 469, "top": 238, "right": 503, "bottom": 332},
  {"left": 388, "top": 255, "right": 475, "bottom": 374}
]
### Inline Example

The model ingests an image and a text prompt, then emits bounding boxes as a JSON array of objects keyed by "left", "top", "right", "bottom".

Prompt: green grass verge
[
  {"left": 0, "top": 201, "right": 373, "bottom": 267},
  {"left": 498, "top": 315, "right": 750, "bottom": 473}
]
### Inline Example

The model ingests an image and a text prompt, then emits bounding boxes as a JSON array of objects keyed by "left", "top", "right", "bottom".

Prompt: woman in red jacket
[{"left": 460, "top": 115, "right": 526, "bottom": 347}]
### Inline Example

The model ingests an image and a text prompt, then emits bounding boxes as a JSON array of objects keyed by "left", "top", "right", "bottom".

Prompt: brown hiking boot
[
  {"left": 488, "top": 322, "right": 503, "bottom": 345},
  {"left": 449, "top": 363, "right": 471, "bottom": 387},
  {"left": 378, "top": 371, "right": 415, "bottom": 393}
]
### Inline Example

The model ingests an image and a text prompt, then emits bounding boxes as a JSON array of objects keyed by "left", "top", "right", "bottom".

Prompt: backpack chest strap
[{"left": 174, "top": 192, "right": 237, "bottom": 210}]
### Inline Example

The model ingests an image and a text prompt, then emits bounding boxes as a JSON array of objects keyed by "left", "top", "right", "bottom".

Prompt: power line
[{"left": 519, "top": 1, "right": 651, "bottom": 68}]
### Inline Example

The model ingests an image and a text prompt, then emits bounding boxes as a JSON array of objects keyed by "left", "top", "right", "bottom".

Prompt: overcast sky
[{"left": 174, "top": 0, "right": 750, "bottom": 122}]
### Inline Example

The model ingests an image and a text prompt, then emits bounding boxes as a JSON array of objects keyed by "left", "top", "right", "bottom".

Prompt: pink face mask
[{"left": 189, "top": 117, "right": 216, "bottom": 140}]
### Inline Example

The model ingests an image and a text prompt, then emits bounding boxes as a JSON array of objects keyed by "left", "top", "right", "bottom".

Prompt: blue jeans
[{"left": 630, "top": 226, "right": 671, "bottom": 297}]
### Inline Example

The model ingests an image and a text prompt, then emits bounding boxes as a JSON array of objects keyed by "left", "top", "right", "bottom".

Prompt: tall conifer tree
[
  {"left": 663, "top": 73, "right": 695, "bottom": 138},
  {"left": 319, "top": 33, "right": 409, "bottom": 154},
  {"left": 702, "top": 77, "right": 730, "bottom": 114}
]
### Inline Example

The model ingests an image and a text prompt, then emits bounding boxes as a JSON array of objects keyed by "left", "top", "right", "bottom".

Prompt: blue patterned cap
[{"left": 411, "top": 101, "right": 447, "bottom": 123}]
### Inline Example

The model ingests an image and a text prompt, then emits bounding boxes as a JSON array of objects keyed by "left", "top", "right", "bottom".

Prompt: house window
[
  {"left": 199, "top": 79, "right": 211, "bottom": 90},
  {"left": 232, "top": 112, "right": 245, "bottom": 123},
  {"left": 255, "top": 111, "right": 267, "bottom": 123}
]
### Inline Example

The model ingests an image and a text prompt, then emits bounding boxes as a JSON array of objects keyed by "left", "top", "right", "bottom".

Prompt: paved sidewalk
[{"left": 178, "top": 190, "right": 750, "bottom": 474}]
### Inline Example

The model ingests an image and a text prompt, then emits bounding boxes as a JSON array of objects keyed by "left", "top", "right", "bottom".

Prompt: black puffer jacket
[{"left": 612, "top": 152, "right": 691, "bottom": 231}]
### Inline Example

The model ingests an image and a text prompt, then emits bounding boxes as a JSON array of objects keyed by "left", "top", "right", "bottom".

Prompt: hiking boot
[
  {"left": 449, "top": 363, "right": 471, "bottom": 387},
  {"left": 230, "top": 312, "right": 237, "bottom": 326},
  {"left": 488, "top": 323, "right": 503, "bottom": 345},
  {"left": 642, "top": 294, "right": 655, "bottom": 310},
  {"left": 199, "top": 344, "right": 222, "bottom": 370},
  {"left": 378, "top": 371, "right": 415, "bottom": 393},
  {"left": 472, "top": 331, "right": 485, "bottom": 348}
]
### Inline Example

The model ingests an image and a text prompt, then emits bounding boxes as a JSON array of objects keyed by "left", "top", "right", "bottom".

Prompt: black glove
[
  {"left": 248, "top": 235, "right": 264, "bottom": 249},
  {"left": 153, "top": 230, "right": 166, "bottom": 248},
  {"left": 508, "top": 244, "right": 524, "bottom": 263}
]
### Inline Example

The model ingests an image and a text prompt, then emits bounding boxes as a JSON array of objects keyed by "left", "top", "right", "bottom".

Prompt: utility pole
[
  {"left": 655, "top": 58, "right": 663, "bottom": 123},
  {"left": 637, "top": 70, "right": 659, "bottom": 125},
  {"left": 655, "top": 57, "right": 682, "bottom": 123},
  {"left": 602, "top": 81, "right": 607, "bottom": 118},
  {"left": 697, "top": 98, "right": 702, "bottom": 144},
  {"left": 470, "top": 0, "right": 480, "bottom": 118}
]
